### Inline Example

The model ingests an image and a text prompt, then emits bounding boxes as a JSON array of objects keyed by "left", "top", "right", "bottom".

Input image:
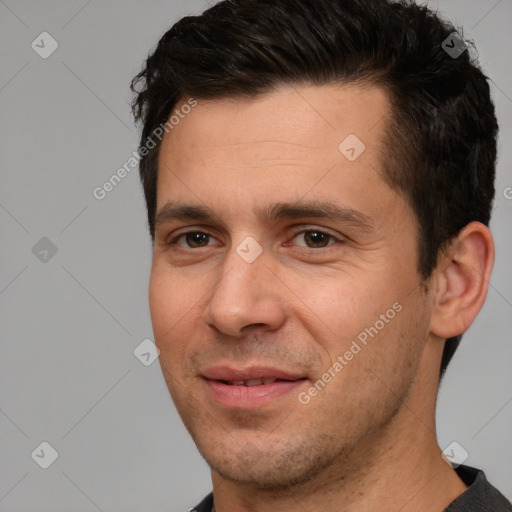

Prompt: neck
[{"left": 211, "top": 345, "right": 467, "bottom": 512}]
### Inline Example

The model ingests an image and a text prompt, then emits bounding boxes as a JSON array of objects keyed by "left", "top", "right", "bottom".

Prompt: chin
[{"left": 194, "top": 430, "right": 344, "bottom": 491}]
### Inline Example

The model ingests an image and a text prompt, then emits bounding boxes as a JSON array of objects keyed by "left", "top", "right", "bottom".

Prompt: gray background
[{"left": 0, "top": 0, "right": 510, "bottom": 510}]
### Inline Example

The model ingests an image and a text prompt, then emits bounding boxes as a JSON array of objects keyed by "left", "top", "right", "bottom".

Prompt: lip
[
  {"left": 202, "top": 365, "right": 305, "bottom": 382},
  {"left": 201, "top": 365, "right": 308, "bottom": 409}
]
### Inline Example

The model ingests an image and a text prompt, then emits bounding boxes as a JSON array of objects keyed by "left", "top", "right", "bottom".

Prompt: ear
[{"left": 429, "top": 222, "right": 495, "bottom": 339}]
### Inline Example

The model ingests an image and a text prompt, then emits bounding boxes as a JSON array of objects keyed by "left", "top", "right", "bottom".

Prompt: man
[{"left": 130, "top": 0, "right": 511, "bottom": 510}]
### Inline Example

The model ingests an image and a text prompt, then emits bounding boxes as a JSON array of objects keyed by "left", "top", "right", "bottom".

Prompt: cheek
[
  {"left": 343, "top": 293, "right": 429, "bottom": 390},
  {"left": 297, "top": 277, "right": 395, "bottom": 341},
  {"left": 302, "top": 274, "right": 424, "bottom": 380},
  {"left": 148, "top": 266, "right": 201, "bottom": 362}
]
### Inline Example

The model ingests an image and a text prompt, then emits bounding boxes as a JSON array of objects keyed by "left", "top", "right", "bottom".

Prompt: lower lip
[{"left": 203, "top": 378, "right": 307, "bottom": 409}]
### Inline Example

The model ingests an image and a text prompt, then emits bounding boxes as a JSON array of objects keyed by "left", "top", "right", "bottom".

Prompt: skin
[{"left": 149, "top": 84, "right": 494, "bottom": 512}]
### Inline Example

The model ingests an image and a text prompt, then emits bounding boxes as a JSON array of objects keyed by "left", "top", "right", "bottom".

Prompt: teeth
[
  {"left": 228, "top": 378, "right": 278, "bottom": 386},
  {"left": 245, "top": 379, "right": 264, "bottom": 387}
]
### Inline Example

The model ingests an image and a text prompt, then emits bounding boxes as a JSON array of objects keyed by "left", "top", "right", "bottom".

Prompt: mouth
[
  {"left": 217, "top": 377, "right": 298, "bottom": 386},
  {"left": 201, "top": 366, "right": 308, "bottom": 409}
]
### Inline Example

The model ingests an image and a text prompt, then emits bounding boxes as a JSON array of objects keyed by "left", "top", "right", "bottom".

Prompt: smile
[
  {"left": 220, "top": 378, "right": 293, "bottom": 386},
  {"left": 201, "top": 366, "right": 308, "bottom": 409}
]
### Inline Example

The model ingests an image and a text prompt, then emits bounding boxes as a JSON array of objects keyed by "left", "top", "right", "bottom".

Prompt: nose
[{"left": 203, "top": 244, "right": 287, "bottom": 338}]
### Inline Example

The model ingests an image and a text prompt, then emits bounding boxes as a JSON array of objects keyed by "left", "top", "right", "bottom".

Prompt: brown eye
[
  {"left": 186, "top": 233, "right": 210, "bottom": 247},
  {"left": 173, "top": 232, "right": 216, "bottom": 248},
  {"left": 291, "top": 230, "right": 338, "bottom": 248},
  {"left": 304, "top": 231, "right": 330, "bottom": 248}
]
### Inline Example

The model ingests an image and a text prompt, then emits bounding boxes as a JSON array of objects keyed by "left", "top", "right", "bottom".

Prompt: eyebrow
[{"left": 155, "top": 200, "right": 375, "bottom": 233}]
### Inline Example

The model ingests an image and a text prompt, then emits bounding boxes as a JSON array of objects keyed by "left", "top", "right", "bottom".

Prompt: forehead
[
  {"left": 160, "top": 84, "right": 390, "bottom": 163},
  {"left": 156, "top": 84, "right": 401, "bottom": 226}
]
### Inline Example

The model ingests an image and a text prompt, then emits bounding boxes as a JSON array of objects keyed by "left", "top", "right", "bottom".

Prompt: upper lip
[{"left": 201, "top": 366, "right": 305, "bottom": 382}]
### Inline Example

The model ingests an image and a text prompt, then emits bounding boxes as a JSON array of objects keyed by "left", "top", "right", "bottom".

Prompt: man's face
[{"left": 149, "top": 84, "right": 434, "bottom": 488}]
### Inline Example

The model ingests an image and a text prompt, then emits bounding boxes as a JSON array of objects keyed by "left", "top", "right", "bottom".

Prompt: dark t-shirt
[
  {"left": 446, "top": 465, "right": 512, "bottom": 511},
  {"left": 190, "top": 465, "right": 512, "bottom": 512}
]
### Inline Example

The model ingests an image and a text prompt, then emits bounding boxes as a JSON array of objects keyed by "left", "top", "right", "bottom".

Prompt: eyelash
[{"left": 168, "top": 229, "right": 342, "bottom": 250}]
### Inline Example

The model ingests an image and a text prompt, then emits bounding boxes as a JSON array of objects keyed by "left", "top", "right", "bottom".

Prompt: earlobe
[{"left": 429, "top": 222, "right": 495, "bottom": 339}]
